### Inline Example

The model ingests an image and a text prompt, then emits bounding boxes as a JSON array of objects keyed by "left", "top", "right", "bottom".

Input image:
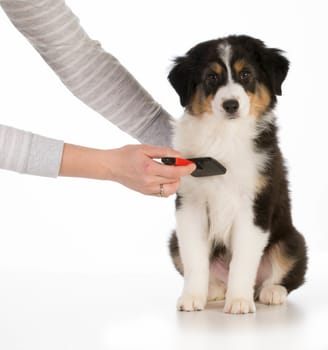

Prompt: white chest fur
[{"left": 173, "top": 112, "right": 268, "bottom": 246}]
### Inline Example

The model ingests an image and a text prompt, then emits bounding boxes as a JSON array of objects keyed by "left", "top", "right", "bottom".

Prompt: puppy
[{"left": 168, "top": 35, "right": 307, "bottom": 314}]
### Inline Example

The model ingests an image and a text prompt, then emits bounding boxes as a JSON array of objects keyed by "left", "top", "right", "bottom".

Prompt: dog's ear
[
  {"left": 168, "top": 56, "right": 198, "bottom": 107},
  {"left": 261, "top": 48, "right": 289, "bottom": 96}
]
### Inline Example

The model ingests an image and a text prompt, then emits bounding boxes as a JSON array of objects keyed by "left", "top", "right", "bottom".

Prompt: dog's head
[{"left": 168, "top": 35, "right": 289, "bottom": 120}]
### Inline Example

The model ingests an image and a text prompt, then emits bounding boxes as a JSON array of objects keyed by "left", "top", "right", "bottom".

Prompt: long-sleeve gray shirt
[{"left": 0, "top": 0, "right": 173, "bottom": 177}]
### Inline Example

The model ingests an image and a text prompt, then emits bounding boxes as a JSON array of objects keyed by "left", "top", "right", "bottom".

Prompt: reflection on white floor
[{"left": 0, "top": 252, "right": 327, "bottom": 350}]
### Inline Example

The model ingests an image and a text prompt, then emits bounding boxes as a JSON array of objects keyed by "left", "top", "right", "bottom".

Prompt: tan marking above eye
[
  {"left": 233, "top": 60, "right": 246, "bottom": 74},
  {"left": 210, "top": 62, "right": 223, "bottom": 75}
]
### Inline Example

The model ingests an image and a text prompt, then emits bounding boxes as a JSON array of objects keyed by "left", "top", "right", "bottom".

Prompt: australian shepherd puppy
[{"left": 168, "top": 35, "right": 307, "bottom": 314}]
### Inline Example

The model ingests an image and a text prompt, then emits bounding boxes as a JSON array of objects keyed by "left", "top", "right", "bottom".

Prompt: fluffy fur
[{"left": 168, "top": 35, "right": 307, "bottom": 314}]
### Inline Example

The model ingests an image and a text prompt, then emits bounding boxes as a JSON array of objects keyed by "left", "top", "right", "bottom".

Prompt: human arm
[
  {"left": 0, "top": 0, "right": 182, "bottom": 187},
  {"left": 0, "top": 125, "right": 195, "bottom": 196},
  {"left": 59, "top": 143, "right": 196, "bottom": 196},
  {"left": 0, "top": 0, "right": 174, "bottom": 147}
]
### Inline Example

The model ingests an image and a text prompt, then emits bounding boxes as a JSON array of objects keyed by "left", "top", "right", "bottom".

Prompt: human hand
[
  {"left": 104, "top": 144, "right": 196, "bottom": 196},
  {"left": 59, "top": 143, "right": 195, "bottom": 196}
]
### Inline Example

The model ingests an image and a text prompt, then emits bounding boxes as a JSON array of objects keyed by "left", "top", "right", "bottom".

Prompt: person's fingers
[
  {"left": 153, "top": 173, "right": 190, "bottom": 186},
  {"left": 143, "top": 175, "right": 179, "bottom": 192},
  {"left": 142, "top": 145, "right": 181, "bottom": 159},
  {"left": 151, "top": 181, "right": 180, "bottom": 198},
  {"left": 150, "top": 161, "right": 196, "bottom": 179},
  {"left": 162, "top": 181, "right": 180, "bottom": 197},
  {"left": 139, "top": 145, "right": 196, "bottom": 178}
]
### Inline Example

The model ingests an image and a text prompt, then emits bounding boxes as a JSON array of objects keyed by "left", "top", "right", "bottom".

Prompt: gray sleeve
[
  {"left": 0, "top": 0, "right": 173, "bottom": 177},
  {"left": 0, "top": 125, "right": 64, "bottom": 177}
]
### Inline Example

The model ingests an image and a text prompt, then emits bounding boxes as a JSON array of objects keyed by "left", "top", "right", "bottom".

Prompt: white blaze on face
[{"left": 211, "top": 43, "right": 251, "bottom": 119}]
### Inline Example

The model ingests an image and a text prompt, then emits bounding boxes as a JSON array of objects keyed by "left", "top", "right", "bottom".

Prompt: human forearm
[
  {"left": 0, "top": 0, "right": 174, "bottom": 147},
  {"left": 59, "top": 143, "right": 110, "bottom": 180}
]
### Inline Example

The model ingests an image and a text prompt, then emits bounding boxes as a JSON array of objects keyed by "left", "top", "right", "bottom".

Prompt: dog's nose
[{"left": 222, "top": 99, "right": 239, "bottom": 114}]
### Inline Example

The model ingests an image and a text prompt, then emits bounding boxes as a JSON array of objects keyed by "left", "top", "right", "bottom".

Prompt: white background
[{"left": 0, "top": 1, "right": 327, "bottom": 349}]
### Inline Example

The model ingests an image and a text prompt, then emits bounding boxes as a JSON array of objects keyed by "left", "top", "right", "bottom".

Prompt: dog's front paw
[
  {"left": 224, "top": 298, "right": 256, "bottom": 314},
  {"left": 177, "top": 293, "right": 207, "bottom": 312},
  {"left": 259, "top": 285, "right": 287, "bottom": 305}
]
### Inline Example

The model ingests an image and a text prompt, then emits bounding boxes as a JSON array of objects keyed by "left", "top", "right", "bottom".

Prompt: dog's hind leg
[
  {"left": 257, "top": 231, "right": 307, "bottom": 305},
  {"left": 207, "top": 249, "right": 229, "bottom": 301},
  {"left": 168, "top": 231, "right": 184, "bottom": 276},
  {"left": 208, "top": 278, "right": 226, "bottom": 302}
]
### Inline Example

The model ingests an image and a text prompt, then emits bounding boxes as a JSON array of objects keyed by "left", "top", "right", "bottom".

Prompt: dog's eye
[
  {"left": 206, "top": 73, "right": 219, "bottom": 83},
  {"left": 239, "top": 70, "right": 251, "bottom": 81}
]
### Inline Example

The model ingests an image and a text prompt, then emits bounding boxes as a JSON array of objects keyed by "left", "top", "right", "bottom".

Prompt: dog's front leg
[
  {"left": 224, "top": 206, "right": 269, "bottom": 314},
  {"left": 176, "top": 201, "right": 209, "bottom": 311}
]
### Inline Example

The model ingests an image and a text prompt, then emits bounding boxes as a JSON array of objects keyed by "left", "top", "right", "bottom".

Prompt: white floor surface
[{"left": 0, "top": 251, "right": 327, "bottom": 350}]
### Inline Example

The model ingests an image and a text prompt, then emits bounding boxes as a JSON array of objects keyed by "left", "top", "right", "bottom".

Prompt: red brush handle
[
  {"left": 175, "top": 158, "right": 195, "bottom": 166},
  {"left": 161, "top": 157, "right": 194, "bottom": 166}
]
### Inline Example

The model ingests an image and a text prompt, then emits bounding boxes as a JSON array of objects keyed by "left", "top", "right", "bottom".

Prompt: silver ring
[{"left": 159, "top": 184, "right": 164, "bottom": 197}]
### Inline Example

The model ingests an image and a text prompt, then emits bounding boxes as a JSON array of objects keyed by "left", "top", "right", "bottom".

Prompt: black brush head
[{"left": 188, "top": 157, "right": 226, "bottom": 177}]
